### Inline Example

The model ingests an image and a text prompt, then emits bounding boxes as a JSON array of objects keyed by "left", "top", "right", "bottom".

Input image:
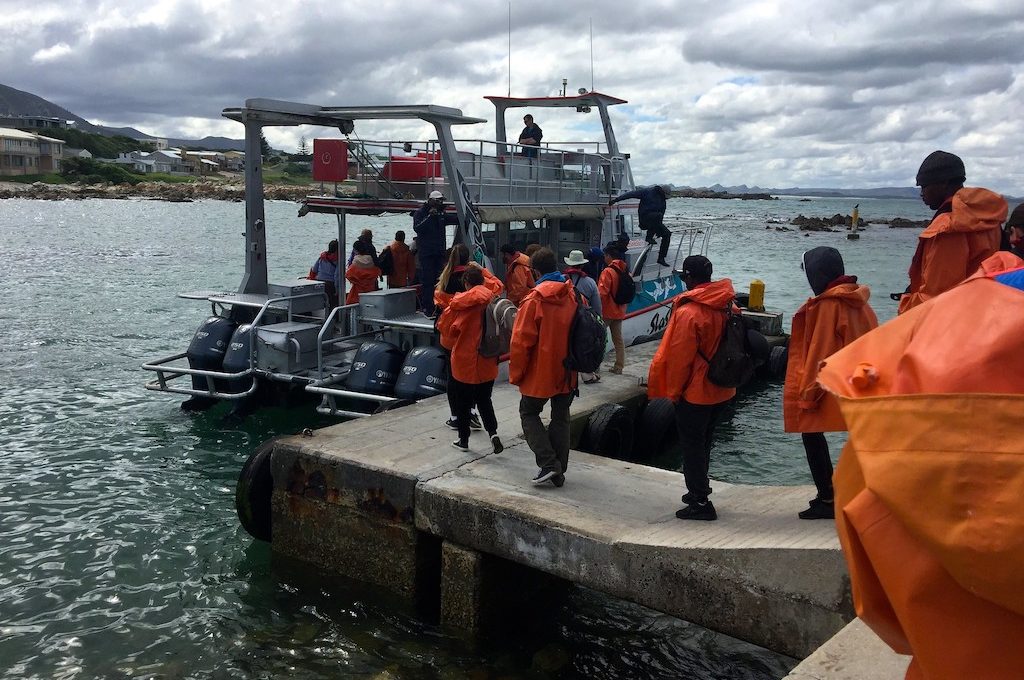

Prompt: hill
[{"left": 0, "top": 83, "right": 244, "bottom": 151}]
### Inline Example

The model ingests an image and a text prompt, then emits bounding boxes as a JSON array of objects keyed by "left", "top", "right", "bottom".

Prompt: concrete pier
[{"left": 268, "top": 341, "right": 855, "bottom": 662}]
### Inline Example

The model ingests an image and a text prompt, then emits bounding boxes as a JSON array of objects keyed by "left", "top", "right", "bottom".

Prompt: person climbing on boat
[
  {"left": 518, "top": 114, "right": 543, "bottom": 158},
  {"left": 413, "top": 190, "right": 459, "bottom": 312},
  {"left": 647, "top": 255, "right": 735, "bottom": 521},
  {"left": 384, "top": 230, "right": 416, "bottom": 289},
  {"left": 308, "top": 238, "right": 340, "bottom": 309},
  {"left": 436, "top": 263, "right": 506, "bottom": 454},
  {"left": 510, "top": 247, "right": 577, "bottom": 488},
  {"left": 344, "top": 252, "right": 381, "bottom": 305},
  {"left": 598, "top": 243, "right": 628, "bottom": 375},
  {"left": 563, "top": 249, "right": 603, "bottom": 385},
  {"left": 783, "top": 247, "right": 878, "bottom": 520},
  {"left": 609, "top": 184, "right": 672, "bottom": 267},
  {"left": 897, "top": 150, "right": 1006, "bottom": 314},
  {"left": 499, "top": 243, "right": 535, "bottom": 306}
]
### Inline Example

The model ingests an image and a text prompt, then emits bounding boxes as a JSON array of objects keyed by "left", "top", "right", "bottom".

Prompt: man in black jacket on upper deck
[
  {"left": 609, "top": 184, "right": 671, "bottom": 267},
  {"left": 413, "top": 190, "right": 460, "bottom": 312}
]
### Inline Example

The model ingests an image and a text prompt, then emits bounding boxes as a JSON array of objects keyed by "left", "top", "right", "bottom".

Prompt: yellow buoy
[{"left": 749, "top": 279, "right": 765, "bottom": 311}]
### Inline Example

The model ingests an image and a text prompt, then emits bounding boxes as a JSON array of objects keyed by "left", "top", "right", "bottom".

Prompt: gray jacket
[{"left": 567, "top": 271, "right": 602, "bottom": 317}]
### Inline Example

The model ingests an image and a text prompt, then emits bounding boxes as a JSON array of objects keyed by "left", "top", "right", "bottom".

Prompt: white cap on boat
[{"left": 428, "top": 190, "right": 444, "bottom": 200}]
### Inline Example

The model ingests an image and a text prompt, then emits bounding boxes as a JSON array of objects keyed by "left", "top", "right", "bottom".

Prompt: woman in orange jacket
[
  {"left": 436, "top": 264, "right": 505, "bottom": 453},
  {"left": 597, "top": 244, "right": 628, "bottom": 374},
  {"left": 783, "top": 247, "right": 878, "bottom": 520},
  {"left": 818, "top": 252, "right": 1024, "bottom": 680},
  {"left": 344, "top": 253, "right": 381, "bottom": 305}
]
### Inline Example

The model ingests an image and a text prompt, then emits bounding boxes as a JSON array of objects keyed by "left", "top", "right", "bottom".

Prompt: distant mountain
[
  {"left": 698, "top": 182, "right": 920, "bottom": 200},
  {"left": 0, "top": 83, "right": 244, "bottom": 151}
]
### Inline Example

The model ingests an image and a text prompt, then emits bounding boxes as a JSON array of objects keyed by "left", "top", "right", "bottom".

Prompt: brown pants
[{"left": 606, "top": 318, "right": 625, "bottom": 371}]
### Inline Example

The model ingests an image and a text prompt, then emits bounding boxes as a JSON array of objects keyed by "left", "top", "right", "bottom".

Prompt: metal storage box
[
  {"left": 741, "top": 310, "right": 784, "bottom": 337},
  {"left": 254, "top": 321, "right": 321, "bottom": 372},
  {"left": 359, "top": 288, "right": 418, "bottom": 320},
  {"left": 268, "top": 281, "right": 326, "bottom": 314}
]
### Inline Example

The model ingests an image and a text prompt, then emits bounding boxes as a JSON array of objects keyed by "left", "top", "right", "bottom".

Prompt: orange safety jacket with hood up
[
  {"left": 344, "top": 257, "right": 381, "bottom": 305},
  {"left": 436, "top": 277, "right": 505, "bottom": 385},
  {"left": 509, "top": 274, "right": 578, "bottom": 398},
  {"left": 505, "top": 252, "right": 535, "bottom": 306}
]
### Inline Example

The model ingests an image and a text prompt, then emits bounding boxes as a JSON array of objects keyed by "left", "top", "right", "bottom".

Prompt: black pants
[
  {"left": 676, "top": 400, "right": 727, "bottom": 503},
  {"left": 802, "top": 432, "right": 833, "bottom": 500},
  {"left": 419, "top": 254, "right": 445, "bottom": 312},
  {"left": 448, "top": 377, "right": 498, "bottom": 443},
  {"left": 519, "top": 393, "right": 572, "bottom": 474},
  {"left": 640, "top": 213, "right": 671, "bottom": 262}
]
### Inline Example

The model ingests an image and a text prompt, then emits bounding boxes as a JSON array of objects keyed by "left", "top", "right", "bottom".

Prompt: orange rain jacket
[
  {"left": 509, "top": 278, "right": 578, "bottom": 398},
  {"left": 437, "top": 278, "right": 504, "bottom": 384},
  {"left": 898, "top": 187, "right": 1006, "bottom": 314},
  {"left": 344, "top": 263, "right": 381, "bottom": 305},
  {"left": 818, "top": 252, "right": 1024, "bottom": 680},
  {"left": 783, "top": 281, "right": 878, "bottom": 432},
  {"left": 598, "top": 259, "right": 628, "bottom": 320},
  {"left": 386, "top": 240, "right": 416, "bottom": 289},
  {"left": 505, "top": 253, "right": 535, "bottom": 306},
  {"left": 647, "top": 279, "right": 737, "bottom": 405},
  {"left": 434, "top": 267, "right": 502, "bottom": 312}
]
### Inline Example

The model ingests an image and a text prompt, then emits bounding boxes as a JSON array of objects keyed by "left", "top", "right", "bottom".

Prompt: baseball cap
[
  {"left": 428, "top": 190, "right": 444, "bottom": 200},
  {"left": 678, "top": 255, "right": 713, "bottom": 279}
]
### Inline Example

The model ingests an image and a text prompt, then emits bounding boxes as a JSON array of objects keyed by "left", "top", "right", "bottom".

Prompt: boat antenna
[
  {"left": 590, "top": 18, "right": 594, "bottom": 92},
  {"left": 507, "top": 2, "right": 512, "bottom": 96}
]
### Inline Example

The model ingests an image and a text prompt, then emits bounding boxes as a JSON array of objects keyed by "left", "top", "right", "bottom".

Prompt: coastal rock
[
  {"left": 0, "top": 180, "right": 313, "bottom": 202},
  {"left": 889, "top": 217, "right": 929, "bottom": 229}
]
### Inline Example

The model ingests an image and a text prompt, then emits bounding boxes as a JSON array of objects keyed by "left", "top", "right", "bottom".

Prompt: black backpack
[
  {"left": 378, "top": 246, "right": 394, "bottom": 276},
  {"left": 564, "top": 290, "right": 608, "bottom": 374},
  {"left": 700, "top": 307, "right": 755, "bottom": 388},
  {"left": 612, "top": 267, "right": 636, "bottom": 305},
  {"left": 479, "top": 298, "right": 516, "bottom": 358}
]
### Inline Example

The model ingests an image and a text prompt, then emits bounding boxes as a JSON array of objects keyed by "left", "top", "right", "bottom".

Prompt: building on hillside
[
  {"left": 0, "top": 115, "right": 70, "bottom": 130},
  {"left": 0, "top": 127, "right": 65, "bottom": 175},
  {"left": 178, "top": 149, "right": 221, "bottom": 175},
  {"left": 63, "top": 147, "right": 92, "bottom": 159},
  {"left": 220, "top": 150, "right": 244, "bottom": 171},
  {"left": 136, "top": 137, "right": 169, "bottom": 151}
]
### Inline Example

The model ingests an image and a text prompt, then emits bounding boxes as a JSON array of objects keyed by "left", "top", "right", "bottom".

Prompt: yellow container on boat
[{"left": 748, "top": 280, "right": 765, "bottom": 311}]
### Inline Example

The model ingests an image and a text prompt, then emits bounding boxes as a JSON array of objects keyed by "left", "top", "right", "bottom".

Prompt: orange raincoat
[
  {"left": 783, "top": 280, "right": 878, "bottom": 432},
  {"left": 898, "top": 187, "right": 1006, "bottom": 314},
  {"left": 818, "top": 252, "right": 1024, "bottom": 680},
  {"left": 434, "top": 267, "right": 502, "bottom": 312},
  {"left": 437, "top": 279, "right": 504, "bottom": 384},
  {"left": 509, "top": 278, "right": 578, "bottom": 398},
  {"left": 597, "top": 259, "right": 628, "bottom": 320},
  {"left": 344, "top": 261, "right": 381, "bottom": 305},
  {"left": 647, "top": 279, "right": 737, "bottom": 405},
  {"left": 505, "top": 252, "right": 535, "bottom": 306},
  {"left": 386, "top": 240, "right": 416, "bottom": 289}
]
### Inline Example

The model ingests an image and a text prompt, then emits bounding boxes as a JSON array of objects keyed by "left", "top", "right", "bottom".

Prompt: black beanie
[
  {"left": 1007, "top": 203, "right": 1024, "bottom": 229},
  {"left": 680, "top": 255, "right": 713, "bottom": 281},
  {"left": 916, "top": 150, "right": 966, "bottom": 187}
]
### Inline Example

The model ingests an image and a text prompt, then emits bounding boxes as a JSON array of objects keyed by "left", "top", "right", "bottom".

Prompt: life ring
[
  {"left": 632, "top": 398, "right": 678, "bottom": 461},
  {"left": 768, "top": 345, "right": 788, "bottom": 379},
  {"left": 582, "top": 403, "right": 634, "bottom": 459},
  {"left": 236, "top": 438, "right": 276, "bottom": 542}
]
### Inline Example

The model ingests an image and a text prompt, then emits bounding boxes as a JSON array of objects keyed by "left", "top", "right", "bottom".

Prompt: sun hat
[{"left": 563, "top": 249, "right": 587, "bottom": 266}]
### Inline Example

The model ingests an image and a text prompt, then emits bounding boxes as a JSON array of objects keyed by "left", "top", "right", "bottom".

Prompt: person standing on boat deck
[
  {"left": 308, "top": 239, "right": 341, "bottom": 309},
  {"left": 609, "top": 185, "right": 672, "bottom": 267},
  {"left": 897, "top": 150, "right": 1006, "bottom": 314},
  {"left": 518, "top": 114, "right": 543, "bottom": 158},
  {"left": 582, "top": 246, "right": 606, "bottom": 281},
  {"left": 385, "top": 230, "right": 416, "bottom": 289},
  {"left": 564, "top": 249, "right": 603, "bottom": 384},
  {"left": 784, "top": 247, "right": 878, "bottom": 520},
  {"left": 413, "top": 190, "right": 460, "bottom": 313},
  {"left": 598, "top": 244, "right": 628, "bottom": 375},
  {"left": 499, "top": 243, "right": 535, "bottom": 306},
  {"left": 437, "top": 264, "right": 506, "bottom": 454},
  {"left": 647, "top": 255, "right": 736, "bottom": 521},
  {"left": 348, "top": 229, "right": 379, "bottom": 266},
  {"left": 510, "top": 247, "right": 578, "bottom": 487},
  {"left": 344, "top": 253, "right": 381, "bottom": 305}
]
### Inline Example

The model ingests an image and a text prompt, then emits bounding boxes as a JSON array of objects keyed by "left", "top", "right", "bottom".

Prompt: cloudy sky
[{"left": 3, "top": 0, "right": 1023, "bottom": 192}]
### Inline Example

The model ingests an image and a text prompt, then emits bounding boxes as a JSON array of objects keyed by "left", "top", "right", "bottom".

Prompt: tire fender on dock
[
  {"left": 582, "top": 403, "right": 634, "bottom": 459},
  {"left": 632, "top": 398, "right": 678, "bottom": 460},
  {"left": 768, "top": 345, "right": 788, "bottom": 379},
  {"left": 236, "top": 438, "right": 277, "bottom": 542}
]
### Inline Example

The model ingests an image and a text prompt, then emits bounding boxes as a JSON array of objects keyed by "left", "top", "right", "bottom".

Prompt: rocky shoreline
[
  {"left": 671, "top": 188, "right": 777, "bottom": 200},
  {"left": 784, "top": 213, "right": 928, "bottom": 231},
  {"left": 0, "top": 180, "right": 312, "bottom": 202}
]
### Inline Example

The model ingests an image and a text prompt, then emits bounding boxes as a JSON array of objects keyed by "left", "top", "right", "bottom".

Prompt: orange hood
[
  {"left": 678, "top": 278, "right": 735, "bottom": 308},
  {"left": 921, "top": 187, "right": 1007, "bottom": 238},
  {"left": 448, "top": 283, "right": 494, "bottom": 312}
]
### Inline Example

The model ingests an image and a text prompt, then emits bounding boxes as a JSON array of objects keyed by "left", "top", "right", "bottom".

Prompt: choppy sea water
[{"left": 0, "top": 195, "right": 931, "bottom": 678}]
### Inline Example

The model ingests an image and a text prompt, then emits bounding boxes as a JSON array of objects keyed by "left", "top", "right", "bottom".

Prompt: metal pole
[
  {"left": 337, "top": 211, "right": 346, "bottom": 306},
  {"left": 239, "top": 118, "right": 268, "bottom": 294}
]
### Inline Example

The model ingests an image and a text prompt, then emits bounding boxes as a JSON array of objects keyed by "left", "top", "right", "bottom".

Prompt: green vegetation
[
  {"left": 61, "top": 157, "right": 141, "bottom": 185},
  {"left": 3, "top": 173, "right": 68, "bottom": 184},
  {"left": 31, "top": 128, "right": 154, "bottom": 158},
  {"left": 262, "top": 165, "right": 314, "bottom": 186}
]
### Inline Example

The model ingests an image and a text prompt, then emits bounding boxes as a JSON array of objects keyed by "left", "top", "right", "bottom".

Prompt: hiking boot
[
  {"left": 469, "top": 413, "right": 483, "bottom": 430},
  {"left": 657, "top": 259, "right": 670, "bottom": 267},
  {"left": 675, "top": 501, "right": 717, "bottom": 521},
  {"left": 552, "top": 473, "right": 565, "bottom": 488},
  {"left": 531, "top": 468, "right": 559, "bottom": 485},
  {"left": 451, "top": 440, "right": 469, "bottom": 452},
  {"left": 798, "top": 498, "right": 835, "bottom": 520},
  {"left": 445, "top": 417, "right": 459, "bottom": 430},
  {"left": 490, "top": 434, "right": 504, "bottom": 454},
  {"left": 680, "top": 488, "right": 711, "bottom": 505}
]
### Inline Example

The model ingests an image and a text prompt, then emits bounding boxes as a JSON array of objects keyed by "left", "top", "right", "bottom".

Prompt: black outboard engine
[
  {"left": 394, "top": 346, "right": 448, "bottom": 400},
  {"left": 221, "top": 324, "right": 254, "bottom": 394},
  {"left": 180, "top": 316, "right": 236, "bottom": 411},
  {"left": 345, "top": 341, "right": 405, "bottom": 395}
]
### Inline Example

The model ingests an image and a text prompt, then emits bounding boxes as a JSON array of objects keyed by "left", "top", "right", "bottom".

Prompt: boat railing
[{"left": 339, "top": 137, "right": 630, "bottom": 205}]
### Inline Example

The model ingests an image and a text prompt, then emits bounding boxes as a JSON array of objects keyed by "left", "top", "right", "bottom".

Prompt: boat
[{"left": 142, "top": 92, "right": 712, "bottom": 419}]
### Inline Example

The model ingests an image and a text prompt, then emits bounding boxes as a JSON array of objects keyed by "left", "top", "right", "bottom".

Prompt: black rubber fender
[
  {"left": 768, "top": 345, "right": 788, "bottom": 379},
  {"left": 632, "top": 398, "right": 678, "bottom": 461},
  {"left": 236, "top": 438, "right": 276, "bottom": 542},
  {"left": 373, "top": 398, "right": 416, "bottom": 415},
  {"left": 583, "top": 403, "right": 634, "bottom": 459}
]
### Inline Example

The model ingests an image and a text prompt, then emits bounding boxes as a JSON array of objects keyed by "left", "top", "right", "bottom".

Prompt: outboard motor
[
  {"left": 345, "top": 341, "right": 405, "bottom": 396},
  {"left": 181, "top": 315, "right": 237, "bottom": 411},
  {"left": 394, "top": 346, "right": 448, "bottom": 400},
  {"left": 221, "top": 324, "right": 254, "bottom": 394}
]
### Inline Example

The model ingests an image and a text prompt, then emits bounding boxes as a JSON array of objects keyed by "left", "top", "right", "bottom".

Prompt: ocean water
[{"left": 0, "top": 195, "right": 931, "bottom": 679}]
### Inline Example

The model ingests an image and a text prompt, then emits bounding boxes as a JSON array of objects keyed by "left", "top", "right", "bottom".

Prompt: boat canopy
[
  {"left": 223, "top": 99, "right": 486, "bottom": 127},
  {"left": 484, "top": 92, "right": 628, "bottom": 108}
]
